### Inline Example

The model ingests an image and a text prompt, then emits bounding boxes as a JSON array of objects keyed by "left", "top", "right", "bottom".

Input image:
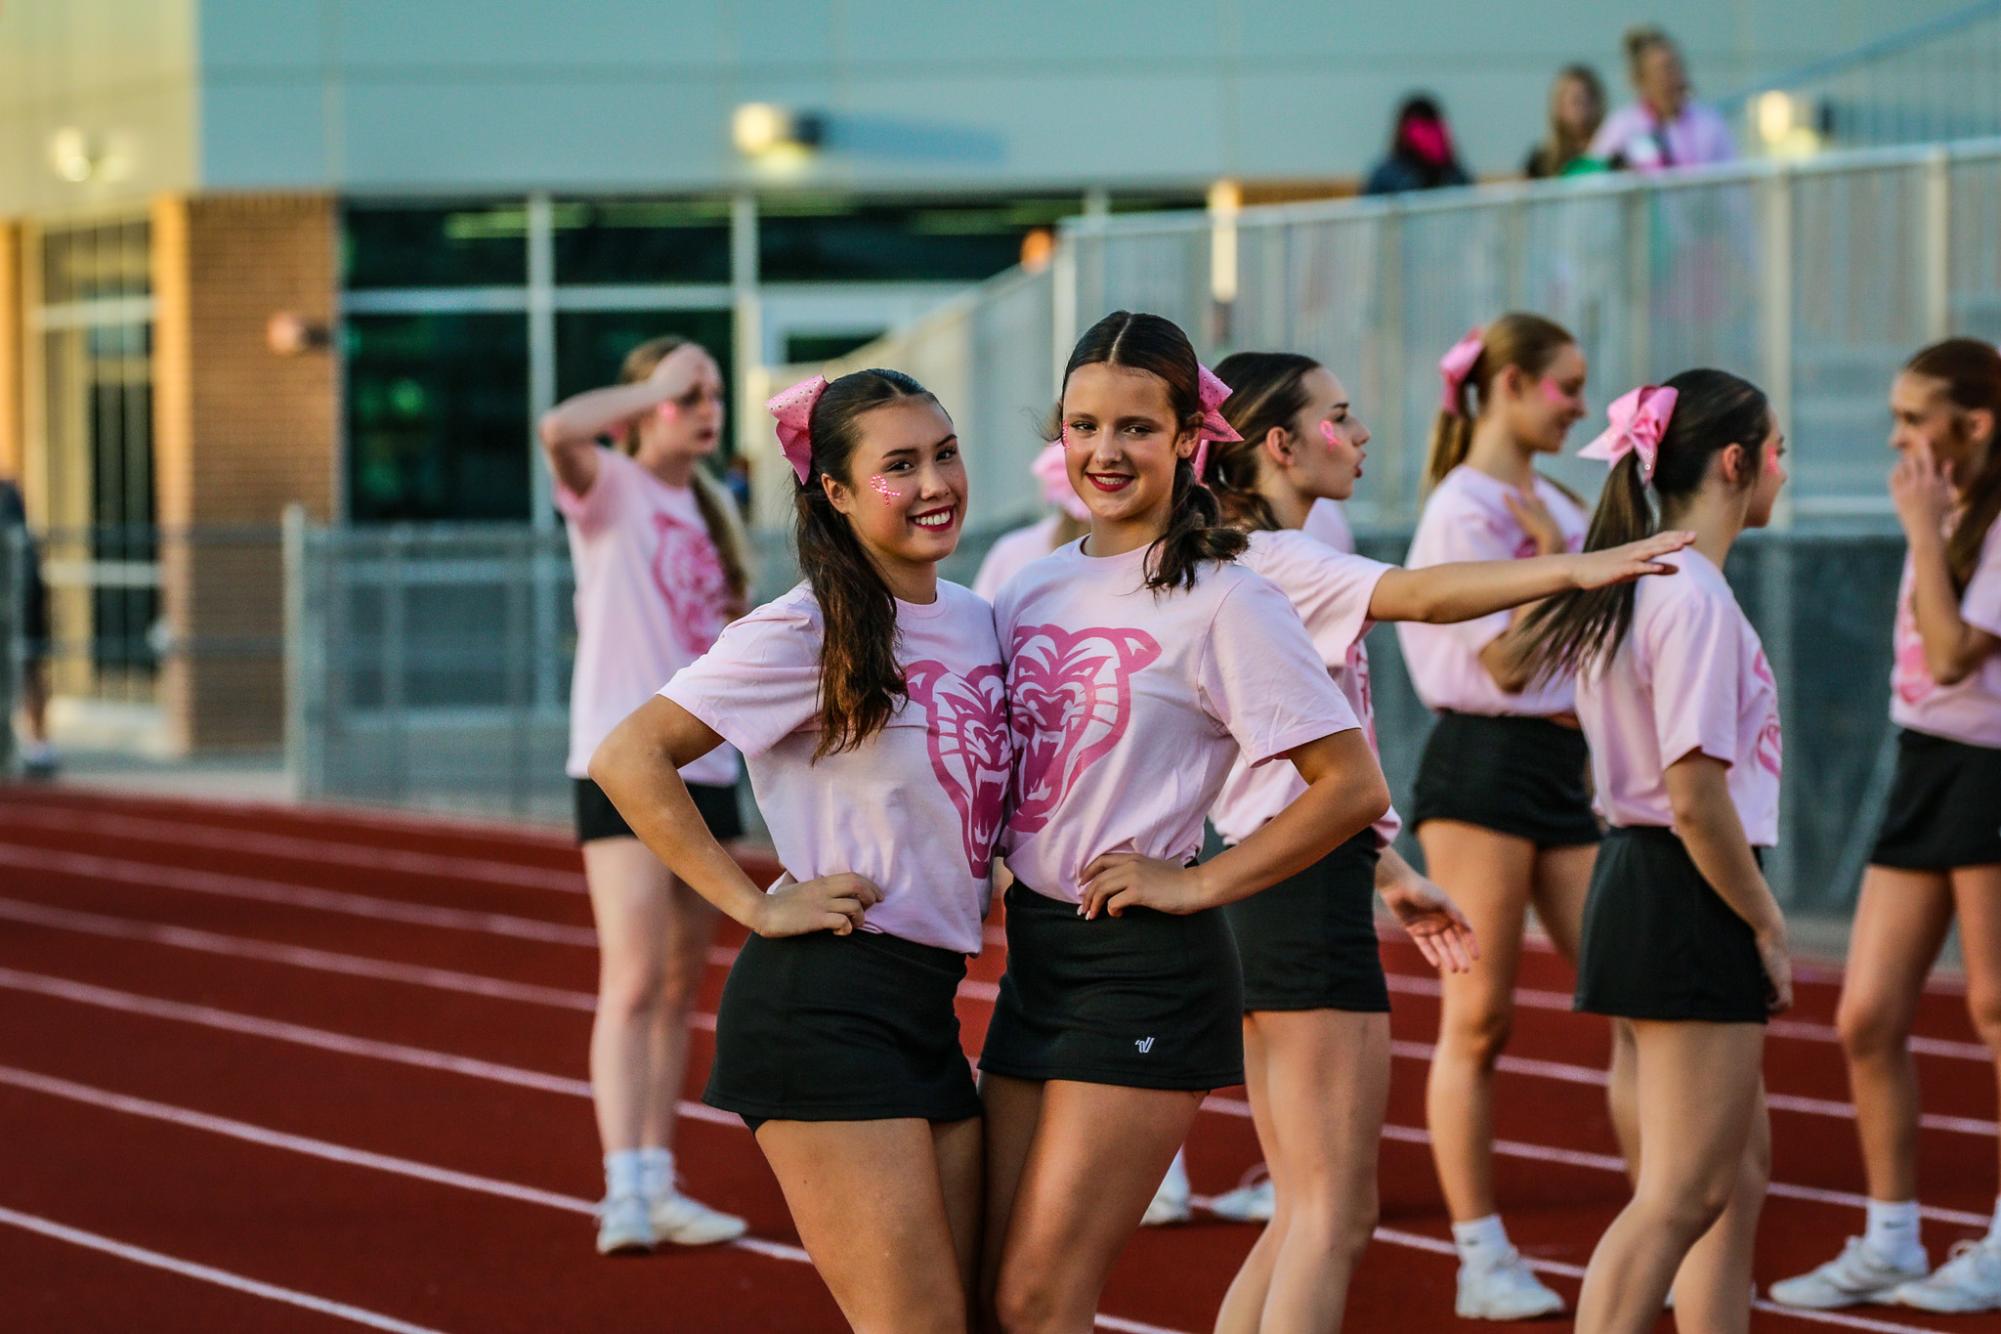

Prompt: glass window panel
[
  {"left": 345, "top": 313, "right": 530, "bottom": 522},
  {"left": 555, "top": 306, "right": 734, "bottom": 414},
  {"left": 551, "top": 198, "right": 733, "bottom": 285},
  {"left": 782, "top": 330, "right": 883, "bottom": 363},
  {"left": 757, "top": 195, "right": 1080, "bottom": 283},
  {"left": 343, "top": 203, "right": 529, "bottom": 289}
]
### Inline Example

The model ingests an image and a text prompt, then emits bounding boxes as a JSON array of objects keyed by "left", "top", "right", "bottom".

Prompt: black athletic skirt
[
  {"left": 979, "top": 883, "right": 1244, "bottom": 1091},
  {"left": 572, "top": 776, "right": 742, "bottom": 845},
  {"left": 1574, "top": 826, "right": 1770, "bottom": 1024},
  {"left": 1223, "top": 831, "right": 1389, "bottom": 1014},
  {"left": 1870, "top": 728, "right": 2001, "bottom": 871},
  {"left": 1411, "top": 712, "right": 1601, "bottom": 847},
  {"left": 704, "top": 928, "right": 982, "bottom": 1133}
]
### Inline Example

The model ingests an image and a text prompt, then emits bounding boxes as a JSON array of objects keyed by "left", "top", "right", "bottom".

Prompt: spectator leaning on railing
[
  {"left": 1364, "top": 93, "right": 1474, "bottom": 195},
  {"left": 1524, "top": 64, "right": 1609, "bottom": 179},
  {"left": 1589, "top": 25, "right": 1736, "bottom": 172}
]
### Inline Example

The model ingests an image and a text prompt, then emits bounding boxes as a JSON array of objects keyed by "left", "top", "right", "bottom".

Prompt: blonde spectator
[{"left": 1590, "top": 26, "right": 1736, "bottom": 172}]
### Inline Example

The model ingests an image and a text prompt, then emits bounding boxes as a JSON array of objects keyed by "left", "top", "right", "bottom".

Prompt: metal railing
[
  {"left": 1721, "top": 1, "right": 2001, "bottom": 152},
  {"left": 804, "top": 135, "right": 2001, "bottom": 536}
]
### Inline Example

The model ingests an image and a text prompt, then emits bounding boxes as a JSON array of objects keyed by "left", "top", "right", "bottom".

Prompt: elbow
[
  {"left": 1926, "top": 651, "right": 1973, "bottom": 687},
  {"left": 536, "top": 411, "right": 571, "bottom": 454},
  {"left": 586, "top": 734, "right": 620, "bottom": 789},
  {"left": 1483, "top": 661, "right": 1532, "bottom": 694},
  {"left": 1359, "top": 771, "right": 1393, "bottom": 827}
]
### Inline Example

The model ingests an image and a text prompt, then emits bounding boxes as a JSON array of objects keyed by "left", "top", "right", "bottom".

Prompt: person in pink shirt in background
[
  {"left": 1511, "top": 369, "right": 1792, "bottom": 1334},
  {"left": 977, "top": 311, "right": 1390, "bottom": 1332},
  {"left": 1589, "top": 26, "right": 1736, "bottom": 173},
  {"left": 971, "top": 437, "right": 1090, "bottom": 602},
  {"left": 1198, "top": 349, "right": 1689, "bottom": 1333},
  {"left": 593, "top": 366, "right": 1004, "bottom": 1330},
  {"left": 1401, "top": 312, "right": 1627, "bottom": 1318},
  {"left": 537, "top": 336, "right": 753, "bottom": 1255},
  {"left": 1775, "top": 339, "right": 2001, "bottom": 1314}
]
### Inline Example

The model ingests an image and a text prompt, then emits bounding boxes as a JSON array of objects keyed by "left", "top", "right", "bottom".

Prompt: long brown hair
[
  {"left": 1424, "top": 312, "right": 1578, "bottom": 490},
  {"left": 1903, "top": 338, "right": 2001, "bottom": 592},
  {"left": 616, "top": 336, "right": 751, "bottom": 611},
  {"left": 1534, "top": 64, "right": 1606, "bottom": 176},
  {"left": 1510, "top": 368, "right": 1771, "bottom": 682},
  {"left": 793, "top": 368, "right": 940, "bottom": 758},
  {"left": 1057, "top": 311, "right": 1246, "bottom": 592},
  {"left": 1205, "top": 351, "right": 1322, "bottom": 533}
]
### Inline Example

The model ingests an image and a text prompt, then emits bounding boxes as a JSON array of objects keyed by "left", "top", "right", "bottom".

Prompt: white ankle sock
[
  {"left": 638, "top": 1147, "right": 675, "bottom": 1201},
  {"left": 1864, "top": 1199, "right": 1923, "bottom": 1265},
  {"left": 1452, "top": 1214, "right": 1512, "bottom": 1269},
  {"left": 1986, "top": 1196, "right": 2001, "bottom": 1248},
  {"left": 1159, "top": 1150, "right": 1190, "bottom": 1196},
  {"left": 604, "top": 1149, "right": 646, "bottom": 1200}
]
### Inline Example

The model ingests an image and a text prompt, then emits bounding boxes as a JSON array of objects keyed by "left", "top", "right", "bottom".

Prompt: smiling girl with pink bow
[
  {"left": 976, "top": 311, "right": 1390, "bottom": 1331},
  {"left": 592, "top": 367, "right": 1007, "bottom": 1330},
  {"left": 1512, "top": 369, "right": 1792, "bottom": 1333}
]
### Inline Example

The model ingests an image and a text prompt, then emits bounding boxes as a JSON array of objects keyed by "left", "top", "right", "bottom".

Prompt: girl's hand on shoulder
[
  {"left": 1379, "top": 871, "right": 1480, "bottom": 974},
  {"left": 752, "top": 872, "right": 883, "bottom": 938},
  {"left": 1504, "top": 488, "right": 1567, "bottom": 556},
  {"left": 1078, "top": 854, "right": 1206, "bottom": 920},
  {"left": 1890, "top": 442, "right": 1954, "bottom": 543},
  {"left": 1570, "top": 530, "right": 1696, "bottom": 590}
]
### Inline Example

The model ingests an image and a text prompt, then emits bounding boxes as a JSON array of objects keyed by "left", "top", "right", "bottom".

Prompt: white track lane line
[
  {"left": 0, "top": 806, "right": 584, "bottom": 893},
  {"left": 0, "top": 1064, "right": 1184, "bottom": 1334},
  {"left": 0, "top": 1204, "right": 451, "bottom": 1334},
  {"left": 0, "top": 952, "right": 1987, "bottom": 1233}
]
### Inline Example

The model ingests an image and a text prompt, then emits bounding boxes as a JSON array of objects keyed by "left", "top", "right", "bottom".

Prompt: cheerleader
[
  {"left": 594, "top": 368, "right": 1003, "bottom": 1328},
  {"left": 1401, "top": 313, "right": 1639, "bottom": 1317},
  {"left": 1511, "top": 371, "right": 1792, "bottom": 1333},
  {"left": 1773, "top": 338, "right": 2001, "bottom": 1314},
  {"left": 538, "top": 336, "right": 751, "bottom": 1253},
  {"left": 1200, "top": 350, "right": 1690, "bottom": 1332},
  {"left": 977, "top": 312, "right": 1390, "bottom": 1331}
]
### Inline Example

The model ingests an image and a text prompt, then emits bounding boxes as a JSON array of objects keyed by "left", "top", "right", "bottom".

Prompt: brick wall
[{"left": 153, "top": 193, "right": 338, "bottom": 752}]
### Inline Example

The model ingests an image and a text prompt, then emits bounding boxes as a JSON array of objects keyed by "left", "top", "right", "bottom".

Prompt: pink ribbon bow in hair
[
  {"left": 1438, "top": 328, "right": 1485, "bottom": 412},
  {"left": 766, "top": 374, "right": 829, "bottom": 484},
  {"left": 1190, "top": 364, "right": 1244, "bottom": 484},
  {"left": 1031, "top": 440, "right": 1091, "bottom": 521},
  {"left": 1579, "top": 385, "right": 1679, "bottom": 484}
]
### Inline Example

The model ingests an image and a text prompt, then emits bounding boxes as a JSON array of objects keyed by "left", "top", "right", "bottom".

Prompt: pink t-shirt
[
  {"left": 1212, "top": 530, "right": 1403, "bottom": 847},
  {"left": 973, "top": 515, "right": 1064, "bottom": 602},
  {"left": 1577, "top": 549, "right": 1782, "bottom": 846},
  {"left": 1398, "top": 465, "right": 1587, "bottom": 717},
  {"left": 996, "top": 539, "right": 1360, "bottom": 904},
  {"left": 660, "top": 581, "right": 1006, "bottom": 955},
  {"left": 1588, "top": 100, "right": 1737, "bottom": 172},
  {"left": 557, "top": 447, "right": 740, "bottom": 786},
  {"left": 1890, "top": 518, "right": 2001, "bottom": 749},
  {"left": 1303, "top": 498, "right": 1357, "bottom": 554}
]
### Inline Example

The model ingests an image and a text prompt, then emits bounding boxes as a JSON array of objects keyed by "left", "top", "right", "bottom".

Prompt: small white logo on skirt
[{"left": 1134, "top": 1036, "right": 1155, "bottom": 1054}]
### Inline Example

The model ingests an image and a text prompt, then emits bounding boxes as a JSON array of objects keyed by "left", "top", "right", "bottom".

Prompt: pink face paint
[
  {"left": 868, "top": 474, "right": 904, "bottom": 504},
  {"left": 1539, "top": 378, "right": 1571, "bottom": 407},
  {"left": 1318, "top": 419, "right": 1340, "bottom": 451},
  {"left": 657, "top": 401, "right": 681, "bottom": 422}
]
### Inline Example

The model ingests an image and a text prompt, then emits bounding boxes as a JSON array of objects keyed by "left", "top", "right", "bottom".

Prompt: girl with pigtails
[
  {"left": 1511, "top": 372, "right": 1793, "bottom": 1333},
  {"left": 592, "top": 368, "right": 1005, "bottom": 1329},
  {"left": 977, "top": 311, "right": 1391, "bottom": 1331}
]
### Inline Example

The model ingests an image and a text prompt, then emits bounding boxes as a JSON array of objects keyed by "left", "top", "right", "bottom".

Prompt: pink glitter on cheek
[
  {"left": 657, "top": 401, "right": 681, "bottom": 422},
  {"left": 1318, "top": 420, "right": 1340, "bottom": 450},
  {"left": 1539, "top": 379, "right": 1571, "bottom": 407},
  {"left": 868, "top": 474, "right": 904, "bottom": 503}
]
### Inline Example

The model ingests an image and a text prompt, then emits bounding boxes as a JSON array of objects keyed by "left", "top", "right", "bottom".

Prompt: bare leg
[
  {"left": 1419, "top": 820, "right": 1537, "bottom": 1223},
  {"left": 1952, "top": 863, "right": 2001, "bottom": 1189},
  {"left": 978, "top": 1074, "right": 1044, "bottom": 1333},
  {"left": 1835, "top": 867, "right": 1955, "bottom": 1202},
  {"left": 990, "top": 1080, "right": 1201, "bottom": 1334},
  {"left": 1215, "top": 1020, "right": 1281, "bottom": 1334},
  {"left": 640, "top": 877, "right": 722, "bottom": 1154},
  {"left": 758, "top": 1118, "right": 973, "bottom": 1332},
  {"left": 1670, "top": 1086, "right": 1769, "bottom": 1334},
  {"left": 584, "top": 838, "right": 675, "bottom": 1156},
  {"left": 1572, "top": 1021, "right": 1764, "bottom": 1334}
]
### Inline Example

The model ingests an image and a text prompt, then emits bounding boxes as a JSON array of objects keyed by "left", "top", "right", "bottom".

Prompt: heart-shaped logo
[{"left": 1005, "top": 623, "right": 1163, "bottom": 837}]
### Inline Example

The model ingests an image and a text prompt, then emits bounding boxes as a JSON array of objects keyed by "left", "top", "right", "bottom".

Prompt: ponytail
[
  {"left": 1423, "top": 312, "right": 1578, "bottom": 493},
  {"left": 787, "top": 368, "right": 937, "bottom": 759},
  {"left": 1510, "top": 367, "right": 1770, "bottom": 683},
  {"left": 1150, "top": 461, "right": 1247, "bottom": 592},
  {"left": 1207, "top": 350, "right": 1320, "bottom": 534}
]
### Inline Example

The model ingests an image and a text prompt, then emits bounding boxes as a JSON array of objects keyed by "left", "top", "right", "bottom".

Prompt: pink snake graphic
[
  {"left": 903, "top": 661, "right": 1011, "bottom": 879},
  {"left": 1005, "top": 624, "right": 1163, "bottom": 836},
  {"left": 649, "top": 511, "right": 731, "bottom": 653}
]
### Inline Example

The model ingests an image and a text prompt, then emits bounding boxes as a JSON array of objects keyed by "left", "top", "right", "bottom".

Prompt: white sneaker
[
  {"left": 1896, "top": 1239, "right": 2001, "bottom": 1313},
  {"left": 1455, "top": 1250, "right": 1567, "bottom": 1320},
  {"left": 1769, "top": 1237, "right": 1928, "bottom": 1309},
  {"left": 1141, "top": 1154, "right": 1191, "bottom": 1227},
  {"left": 1210, "top": 1172, "right": 1275, "bottom": 1223},
  {"left": 649, "top": 1189, "right": 748, "bottom": 1246},
  {"left": 596, "top": 1193, "right": 654, "bottom": 1255}
]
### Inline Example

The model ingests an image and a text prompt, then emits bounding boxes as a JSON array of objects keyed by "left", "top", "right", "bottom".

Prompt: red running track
[{"left": 0, "top": 785, "right": 1995, "bottom": 1333}]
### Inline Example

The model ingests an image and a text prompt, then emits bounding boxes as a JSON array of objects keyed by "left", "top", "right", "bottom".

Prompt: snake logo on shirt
[
  {"left": 1004, "top": 624, "right": 1162, "bottom": 836},
  {"left": 649, "top": 511, "right": 731, "bottom": 654},
  {"left": 904, "top": 661, "right": 1011, "bottom": 879}
]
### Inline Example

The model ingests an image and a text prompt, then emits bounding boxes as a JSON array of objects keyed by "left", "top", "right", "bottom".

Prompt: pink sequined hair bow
[
  {"left": 1579, "top": 385, "right": 1679, "bottom": 484},
  {"left": 766, "top": 374, "right": 829, "bottom": 484},
  {"left": 1438, "top": 328, "right": 1485, "bottom": 412},
  {"left": 1190, "top": 363, "right": 1243, "bottom": 483}
]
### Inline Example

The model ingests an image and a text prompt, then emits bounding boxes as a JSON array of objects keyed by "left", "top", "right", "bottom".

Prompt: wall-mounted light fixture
[
  {"left": 48, "top": 127, "right": 131, "bottom": 184},
  {"left": 732, "top": 103, "right": 825, "bottom": 161},
  {"left": 267, "top": 311, "right": 332, "bottom": 356}
]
